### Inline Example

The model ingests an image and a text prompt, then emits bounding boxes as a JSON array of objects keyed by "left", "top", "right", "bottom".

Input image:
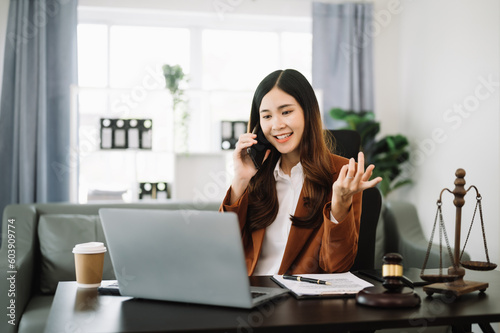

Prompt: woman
[{"left": 221, "top": 69, "right": 381, "bottom": 275}]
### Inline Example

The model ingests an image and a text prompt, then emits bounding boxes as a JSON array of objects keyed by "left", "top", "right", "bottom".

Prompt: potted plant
[
  {"left": 162, "top": 64, "right": 189, "bottom": 152},
  {"left": 330, "top": 108, "right": 412, "bottom": 197}
]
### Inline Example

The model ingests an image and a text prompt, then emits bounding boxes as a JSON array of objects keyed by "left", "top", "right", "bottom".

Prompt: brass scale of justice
[{"left": 419, "top": 168, "right": 497, "bottom": 297}]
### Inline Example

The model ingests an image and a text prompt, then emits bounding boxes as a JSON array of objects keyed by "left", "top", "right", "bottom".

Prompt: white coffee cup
[{"left": 72, "top": 242, "right": 107, "bottom": 288}]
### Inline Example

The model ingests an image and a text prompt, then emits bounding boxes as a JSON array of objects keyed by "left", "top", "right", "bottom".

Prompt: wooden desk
[{"left": 44, "top": 270, "right": 500, "bottom": 333}]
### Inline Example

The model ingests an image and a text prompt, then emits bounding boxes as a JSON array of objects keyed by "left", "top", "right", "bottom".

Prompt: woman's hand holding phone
[{"left": 230, "top": 132, "right": 270, "bottom": 205}]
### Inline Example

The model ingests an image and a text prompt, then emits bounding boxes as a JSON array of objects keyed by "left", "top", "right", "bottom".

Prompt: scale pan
[
  {"left": 461, "top": 261, "right": 497, "bottom": 271},
  {"left": 420, "top": 274, "right": 461, "bottom": 283}
]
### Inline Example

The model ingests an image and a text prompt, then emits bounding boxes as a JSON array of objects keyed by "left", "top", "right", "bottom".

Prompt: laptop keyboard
[
  {"left": 102, "top": 281, "right": 269, "bottom": 300},
  {"left": 251, "top": 291, "right": 268, "bottom": 299}
]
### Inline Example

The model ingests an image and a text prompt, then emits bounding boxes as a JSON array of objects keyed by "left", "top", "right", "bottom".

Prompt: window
[
  {"left": 202, "top": 29, "right": 280, "bottom": 91},
  {"left": 281, "top": 32, "right": 313, "bottom": 80},
  {"left": 78, "top": 24, "right": 108, "bottom": 87},
  {"left": 109, "top": 26, "right": 190, "bottom": 89}
]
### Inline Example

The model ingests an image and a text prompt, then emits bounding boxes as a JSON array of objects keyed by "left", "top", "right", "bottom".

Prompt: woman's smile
[{"left": 274, "top": 132, "right": 293, "bottom": 143}]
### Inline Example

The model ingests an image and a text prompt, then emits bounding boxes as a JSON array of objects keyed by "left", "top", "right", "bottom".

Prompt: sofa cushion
[
  {"left": 38, "top": 214, "right": 115, "bottom": 294},
  {"left": 17, "top": 295, "right": 53, "bottom": 333}
]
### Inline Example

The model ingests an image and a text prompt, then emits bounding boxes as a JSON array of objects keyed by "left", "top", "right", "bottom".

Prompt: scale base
[{"left": 423, "top": 280, "right": 488, "bottom": 297}]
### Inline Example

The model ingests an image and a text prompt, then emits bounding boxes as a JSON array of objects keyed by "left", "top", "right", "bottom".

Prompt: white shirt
[
  {"left": 253, "top": 159, "right": 304, "bottom": 275},
  {"left": 252, "top": 159, "right": 339, "bottom": 276}
]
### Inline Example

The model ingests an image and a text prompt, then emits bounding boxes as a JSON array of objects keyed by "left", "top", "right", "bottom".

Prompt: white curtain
[{"left": 313, "top": 2, "right": 374, "bottom": 129}]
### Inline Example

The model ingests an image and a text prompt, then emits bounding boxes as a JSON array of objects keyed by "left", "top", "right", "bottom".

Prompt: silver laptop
[{"left": 99, "top": 208, "right": 288, "bottom": 308}]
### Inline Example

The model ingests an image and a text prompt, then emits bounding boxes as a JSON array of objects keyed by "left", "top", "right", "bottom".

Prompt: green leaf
[
  {"left": 330, "top": 108, "right": 348, "bottom": 120},
  {"left": 162, "top": 64, "right": 186, "bottom": 96},
  {"left": 328, "top": 108, "right": 412, "bottom": 197}
]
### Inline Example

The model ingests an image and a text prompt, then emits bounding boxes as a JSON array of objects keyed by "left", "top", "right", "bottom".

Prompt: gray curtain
[
  {"left": 312, "top": 2, "right": 374, "bottom": 129},
  {"left": 0, "top": 0, "right": 78, "bottom": 216}
]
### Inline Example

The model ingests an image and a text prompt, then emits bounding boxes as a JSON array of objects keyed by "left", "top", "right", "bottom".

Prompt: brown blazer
[{"left": 220, "top": 154, "right": 362, "bottom": 275}]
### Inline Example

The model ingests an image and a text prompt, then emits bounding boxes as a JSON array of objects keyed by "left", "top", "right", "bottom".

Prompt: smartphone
[{"left": 246, "top": 125, "right": 273, "bottom": 169}]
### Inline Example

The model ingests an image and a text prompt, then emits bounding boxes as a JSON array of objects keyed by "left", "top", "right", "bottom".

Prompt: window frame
[{"left": 77, "top": 5, "right": 312, "bottom": 91}]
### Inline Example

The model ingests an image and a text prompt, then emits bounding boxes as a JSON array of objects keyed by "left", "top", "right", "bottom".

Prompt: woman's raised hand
[{"left": 330, "top": 152, "right": 382, "bottom": 221}]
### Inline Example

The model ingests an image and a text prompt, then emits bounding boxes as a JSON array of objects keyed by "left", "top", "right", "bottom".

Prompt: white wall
[
  {"left": 0, "top": 0, "right": 10, "bottom": 102},
  {"left": 390, "top": 0, "right": 500, "bottom": 268},
  {"left": 372, "top": 0, "right": 403, "bottom": 135}
]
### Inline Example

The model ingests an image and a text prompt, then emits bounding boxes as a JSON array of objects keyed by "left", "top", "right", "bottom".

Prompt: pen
[{"left": 283, "top": 275, "right": 331, "bottom": 285}]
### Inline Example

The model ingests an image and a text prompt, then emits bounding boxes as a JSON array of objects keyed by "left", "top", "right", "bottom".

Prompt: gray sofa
[{"left": 0, "top": 201, "right": 221, "bottom": 333}]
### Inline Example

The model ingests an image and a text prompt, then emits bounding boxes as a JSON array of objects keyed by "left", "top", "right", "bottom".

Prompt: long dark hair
[{"left": 246, "top": 69, "right": 334, "bottom": 231}]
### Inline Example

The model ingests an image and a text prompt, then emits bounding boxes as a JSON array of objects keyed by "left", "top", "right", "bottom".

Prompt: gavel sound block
[{"left": 356, "top": 253, "right": 421, "bottom": 308}]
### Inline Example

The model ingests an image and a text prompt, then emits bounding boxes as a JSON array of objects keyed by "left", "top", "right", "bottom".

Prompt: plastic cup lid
[{"left": 72, "top": 242, "right": 107, "bottom": 254}]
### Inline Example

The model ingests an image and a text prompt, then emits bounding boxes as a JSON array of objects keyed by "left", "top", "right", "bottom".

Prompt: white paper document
[{"left": 272, "top": 272, "right": 373, "bottom": 298}]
